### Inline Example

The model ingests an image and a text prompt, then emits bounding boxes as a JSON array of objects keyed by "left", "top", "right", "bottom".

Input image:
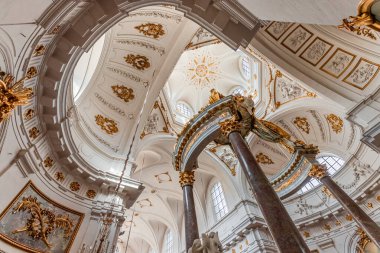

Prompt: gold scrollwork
[
  {"left": 255, "top": 152, "right": 274, "bottom": 165},
  {"left": 135, "top": 23, "right": 165, "bottom": 39},
  {"left": 111, "top": 85, "right": 135, "bottom": 103},
  {"left": 326, "top": 114, "right": 343, "bottom": 134},
  {"left": 95, "top": 114, "right": 119, "bottom": 135},
  {"left": 293, "top": 117, "right": 310, "bottom": 134},
  {"left": 26, "top": 67, "right": 37, "bottom": 79},
  {"left": 356, "top": 228, "right": 371, "bottom": 252},
  {"left": 124, "top": 54, "right": 151, "bottom": 70},
  {"left": 24, "top": 108, "right": 35, "bottom": 120},
  {"left": 11, "top": 196, "right": 74, "bottom": 248},
  {"left": 29, "top": 127, "right": 40, "bottom": 139},
  {"left": 219, "top": 115, "right": 245, "bottom": 137},
  {"left": 179, "top": 171, "right": 195, "bottom": 187},
  {"left": 33, "top": 45, "right": 46, "bottom": 56},
  {"left": 339, "top": 0, "right": 379, "bottom": 40}
]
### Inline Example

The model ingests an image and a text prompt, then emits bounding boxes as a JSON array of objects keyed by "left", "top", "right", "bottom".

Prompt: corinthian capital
[
  {"left": 308, "top": 164, "right": 327, "bottom": 179},
  {"left": 179, "top": 171, "right": 195, "bottom": 187}
]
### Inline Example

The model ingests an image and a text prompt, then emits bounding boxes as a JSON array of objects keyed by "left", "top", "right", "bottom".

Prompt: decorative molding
[
  {"left": 94, "top": 93, "right": 126, "bottom": 116},
  {"left": 179, "top": 170, "right": 195, "bottom": 187},
  {"left": 28, "top": 127, "right": 40, "bottom": 139},
  {"left": 33, "top": 45, "right": 46, "bottom": 57},
  {"left": 106, "top": 67, "right": 149, "bottom": 87},
  {"left": 43, "top": 156, "right": 54, "bottom": 168},
  {"left": 320, "top": 48, "right": 356, "bottom": 78},
  {"left": 299, "top": 37, "right": 333, "bottom": 66},
  {"left": 128, "top": 11, "right": 182, "bottom": 23},
  {"left": 69, "top": 182, "right": 80, "bottom": 192},
  {"left": 54, "top": 172, "right": 65, "bottom": 182},
  {"left": 281, "top": 25, "right": 313, "bottom": 54},
  {"left": 154, "top": 171, "right": 172, "bottom": 183},
  {"left": 115, "top": 39, "right": 165, "bottom": 55},
  {"left": 308, "top": 164, "right": 327, "bottom": 179},
  {"left": 24, "top": 108, "right": 35, "bottom": 120},
  {"left": 86, "top": 190, "right": 96, "bottom": 199},
  {"left": 265, "top": 22, "right": 293, "bottom": 41},
  {"left": 342, "top": 57, "right": 380, "bottom": 90}
]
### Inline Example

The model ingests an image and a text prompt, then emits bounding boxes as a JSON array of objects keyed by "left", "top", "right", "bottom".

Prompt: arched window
[
  {"left": 176, "top": 102, "right": 193, "bottom": 118},
  {"left": 298, "top": 155, "right": 345, "bottom": 194},
  {"left": 164, "top": 230, "right": 173, "bottom": 253},
  {"left": 211, "top": 182, "right": 228, "bottom": 220},
  {"left": 240, "top": 56, "right": 251, "bottom": 80}
]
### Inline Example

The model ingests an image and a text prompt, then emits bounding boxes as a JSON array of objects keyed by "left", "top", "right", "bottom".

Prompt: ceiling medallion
[
  {"left": 54, "top": 172, "right": 65, "bottom": 182},
  {"left": 293, "top": 117, "right": 310, "bottom": 134},
  {"left": 86, "top": 190, "right": 97, "bottom": 199},
  {"left": 111, "top": 85, "right": 135, "bottom": 103},
  {"left": 124, "top": 54, "right": 150, "bottom": 70},
  {"left": 69, "top": 182, "right": 80, "bottom": 192},
  {"left": 326, "top": 114, "right": 343, "bottom": 133},
  {"left": 95, "top": 114, "right": 119, "bottom": 135},
  {"left": 135, "top": 23, "right": 165, "bottom": 39},
  {"left": 255, "top": 152, "right": 274, "bottom": 165},
  {"left": 187, "top": 54, "right": 219, "bottom": 88},
  {"left": 0, "top": 71, "right": 33, "bottom": 123}
]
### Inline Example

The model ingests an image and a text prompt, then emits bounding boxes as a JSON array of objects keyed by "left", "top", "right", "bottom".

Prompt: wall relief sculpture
[
  {"left": 0, "top": 181, "right": 83, "bottom": 253},
  {"left": 320, "top": 48, "right": 356, "bottom": 78},
  {"left": 343, "top": 58, "right": 380, "bottom": 90},
  {"left": 265, "top": 22, "right": 293, "bottom": 40},
  {"left": 281, "top": 25, "right": 313, "bottom": 53},
  {"left": 300, "top": 37, "right": 333, "bottom": 66}
]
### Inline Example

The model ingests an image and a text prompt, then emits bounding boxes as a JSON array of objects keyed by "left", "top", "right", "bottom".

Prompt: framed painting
[
  {"left": 265, "top": 22, "right": 293, "bottom": 40},
  {"left": 281, "top": 25, "right": 313, "bottom": 53},
  {"left": 343, "top": 58, "right": 380, "bottom": 90},
  {"left": 320, "top": 48, "right": 356, "bottom": 78},
  {"left": 0, "top": 181, "right": 83, "bottom": 253},
  {"left": 300, "top": 37, "right": 333, "bottom": 66}
]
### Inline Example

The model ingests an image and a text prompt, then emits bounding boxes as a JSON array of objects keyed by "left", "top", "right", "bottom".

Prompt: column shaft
[
  {"left": 183, "top": 185, "right": 199, "bottom": 251},
  {"left": 229, "top": 131, "right": 310, "bottom": 253},
  {"left": 321, "top": 176, "right": 380, "bottom": 248}
]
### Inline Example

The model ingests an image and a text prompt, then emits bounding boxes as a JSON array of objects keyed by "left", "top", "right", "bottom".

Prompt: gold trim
[
  {"left": 342, "top": 57, "right": 380, "bottom": 90},
  {"left": 281, "top": 25, "right": 314, "bottom": 54},
  {"left": 264, "top": 21, "right": 294, "bottom": 41},
  {"left": 320, "top": 48, "right": 356, "bottom": 78},
  {"left": 179, "top": 171, "right": 195, "bottom": 187},
  {"left": 299, "top": 37, "right": 333, "bottom": 66},
  {"left": 0, "top": 181, "right": 83, "bottom": 253},
  {"left": 308, "top": 164, "right": 327, "bottom": 179}
]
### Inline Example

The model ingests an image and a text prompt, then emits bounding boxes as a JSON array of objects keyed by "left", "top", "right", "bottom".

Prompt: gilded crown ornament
[
  {"left": 308, "top": 164, "right": 327, "bottom": 179},
  {"left": 0, "top": 70, "right": 33, "bottom": 124},
  {"left": 135, "top": 23, "right": 165, "bottom": 38},
  {"left": 179, "top": 171, "right": 195, "bottom": 187},
  {"left": 124, "top": 54, "right": 150, "bottom": 70},
  {"left": 111, "top": 85, "right": 135, "bottom": 103}
]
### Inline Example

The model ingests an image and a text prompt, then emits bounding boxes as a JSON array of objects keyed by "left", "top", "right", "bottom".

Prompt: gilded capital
[
  {"left": 219, "top": 116, "right": 243, "bottom": 137},
  {"left": 179, "top": 171, "right": 195, "bottom": 187},
  {"left": 308, "top": 164, "right": 327, "bottom": 179}
]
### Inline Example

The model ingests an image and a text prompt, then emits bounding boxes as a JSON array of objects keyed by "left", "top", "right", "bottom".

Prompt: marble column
[
  {"left": 229, "top": 131, "right": 310, "bottom": 253},
  {"left": 180, "top": 170, "right": 199, "bottom": 251},
  {"left": 309, "top": 164, "right": 380, "bottom": 248}
]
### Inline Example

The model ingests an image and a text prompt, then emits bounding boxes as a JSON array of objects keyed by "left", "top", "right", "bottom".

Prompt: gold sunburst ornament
[
  {"left": 0, "top": 71, "right": 33, "bottom": 123},
  {"left": 187, "top": 54, "right": 219, "bottom": 88}
]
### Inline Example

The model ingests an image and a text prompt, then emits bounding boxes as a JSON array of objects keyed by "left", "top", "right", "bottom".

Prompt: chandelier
[{"left": 0, "top": 70, "right": 33, "bottom": 123}]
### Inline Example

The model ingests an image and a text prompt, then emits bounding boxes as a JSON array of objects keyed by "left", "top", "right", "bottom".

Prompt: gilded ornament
[
  {"left": 43, "top": 156, "right": 54, "bottom": 168},
  {"left": 86, "top": 190, "right": 96, "bottom": 199},
  {"left": 335, "top": 220, "right": 341, "bottom": 226},
  {"left": 377, "top": 195, "right": 380, "bottom": 201},
  {"left": 367, "top": 202, "right": 373, "bottom": 208},
  {"left": 135, "top": 23, "right": 165, "bottom": 38},
  {"left": 187, "top": 55, "right": 219, "bottom": 88},
  {"left": 29, "top": 127, "right": 40, "bottom": 139},
  {"left": 11, "top": 196, "right": 74, "bottom": 248},
  {"left": 323, "top": 223, "right": 331, "bottom": 231},
  {"left": 0, "top": 71, "right": 33, "bottom": 123},
  {"left": 26, "top": 67, "right": 37, "bottom": 79},
  {"left": 326, "top": 114, "right": 343, "bottom": 133},
  {"left": 179, "top": 171, "right": 195, "bottom": 187},
  {"left": 356, "top": 228, "right": 371, "bottom": 251},
  {"left": 293, "top": 117, "right": 310, "bottom": 134},
  {"left": 54, "top": 172, "right": 65, "bottom": 182},
  {"left": 24, "top": 108, "right": 35, "bottom": 120},
  {"left": 308, "top": 164, "right": 327, "bottom": 179},
  {"left": 111, "top": 85, "right": 135, "bottom": 102},
  {"left": 124, "top": 54, "right": 150, "bottom": 70},
  {"left": 69, "top": 182, "right": 80, "bottom": 192},
  {"left": 339, "top": 0, "right": 379, "bottom": 39},
  {"left": 48, "top": 25, "right": 61, "bottom": 35},
  {"left": 95, "top": 114, "right": 119, "bottom": 135},
  {"left": 33, "top": 45, "right": 46, "bottom": 56},
  {"left": 345, "top": 214, "right": 353, "bottom": 221},
  {"left": 255, "top": 153, "right": 274, "bottom": 165},
  {"left": 209, "top": 88, "right": 225, "bottom": 104},
  {"left": 321, "top": 186, "right": 332, "bottom": 197},
  {"left": 303, "top": 231, "right": 310, "bottom": 238},
  {"left": 218, "top": 115, "right": 244, "bottom": 137}
]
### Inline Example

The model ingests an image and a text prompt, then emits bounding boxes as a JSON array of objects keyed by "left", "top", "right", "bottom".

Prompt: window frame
[{"left": 210, "top": 182, "right": 229, "bottom": 221}]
